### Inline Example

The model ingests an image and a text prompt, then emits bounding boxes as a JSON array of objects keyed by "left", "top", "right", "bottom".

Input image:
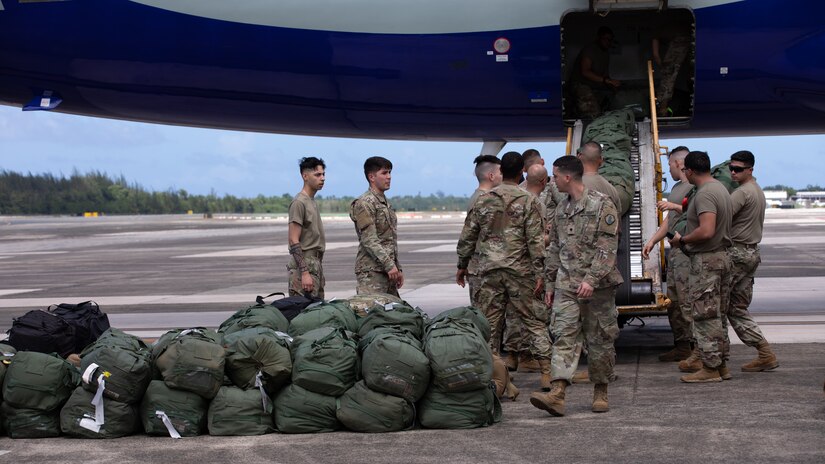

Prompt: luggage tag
[
  {"left": 155, "top": 411, "right": 182, "bottom": 439},
  {"left": 255, "top": 370, "right": 270, "bottom": 412}
]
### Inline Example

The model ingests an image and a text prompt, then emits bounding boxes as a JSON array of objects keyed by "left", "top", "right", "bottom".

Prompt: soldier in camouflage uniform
[
  {"left": 287, "top": 157, "right": 327, "bottom": 298},
  {"left": 456, "top": 151, "right": 553, "bottom": 390},
  {"left": 462, "top": 155, "right": 502, "bottom": 309},
  {"left": 571, "top": 27, "right": 621, "bottom": 119},
  {"left": 350, "top": 156, "right": 403, "bottom": 297},
  {"left": 530, "top": 156, "right": 622, "bottom": 417},
  {"left": 652, "top": 21, "right": 691, "bottom": 115},
  {"left": 670, "top": 151, "right": 732, "bottom": 383}
]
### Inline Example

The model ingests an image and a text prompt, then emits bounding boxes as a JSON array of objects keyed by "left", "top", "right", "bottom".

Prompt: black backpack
[
  {"left": 7, "top": 310, "right": 76, "bottom": 358},
  {"left": 256, "top": 292, "right": 320, "bottom": 322},
  {"left": 49, "top": 301, "right": 110, "bottom": 352}
]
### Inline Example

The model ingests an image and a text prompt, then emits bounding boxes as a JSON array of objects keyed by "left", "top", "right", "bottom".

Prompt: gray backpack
[
  {"left": 2, "top": 351, "right": 80, "bottom": 412},
  {"left": 207, "top": 386, "right": 274, "bottom": 436},
  {"left": 153, "top": 328, "right": 225, "bottom": 399},
  {"left": 291, "top": 327, "right": 359, "bottom": 396},
  {"left": 424, "top": 318, "right": 493, "bottom": 393},
  {"left": 273, "top": 383, "right": 340, "bottom": 434},
  {"left": 59, "top": 386, "right": 140, "bottom": 438},
  {"left": 361, "top": 330, "right": 430, "bottom": 403},
  {"left": 140, "top": 380, "right": 208, "bottom": 437},
  {"left": 336, "top": 380, "right": 415, "bottom": 433},
  {"left": 224, "top": 327, "right": 292, "bottom": 395},
  {"left": 418, "top": 383, "right": 502, "bottom": 429}
]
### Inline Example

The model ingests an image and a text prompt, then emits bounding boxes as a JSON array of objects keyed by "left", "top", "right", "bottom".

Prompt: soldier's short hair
[
  {"left": 730, "top": 150, "right": 755, "bottom": 167},
  {"left": 299, "top": 157, "right": 325, "bottom": 173},
  {"left": 597, "top": 26, "right": 614, "bottom": 38},
  {"left": 363, "top": 156, "right": 393, "bottom": 180},
  {"left": 473, "top": 154, "right": 500, "bottom": 182},
  {"left": 668, "top": 146, "right": 690, "bottom": 162},
  {"left": 684, "top": 151, "right": 711, "bottom": 173},
  {"left": 500, "top": 151, "right": 524, "bottom": 180},
  {"left": 522, "top": 149, "right": 542, "bottom": 168},
  {"left": 578, "top": 141, "right": 603, "bottom": 163},
  {"left": 553, "top": 155, "right": 583, "bottom": 181}
]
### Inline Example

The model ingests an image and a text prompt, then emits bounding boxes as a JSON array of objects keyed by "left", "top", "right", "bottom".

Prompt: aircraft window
[{"left": 560, "top": 7, "right": 695, "bottom": 125}]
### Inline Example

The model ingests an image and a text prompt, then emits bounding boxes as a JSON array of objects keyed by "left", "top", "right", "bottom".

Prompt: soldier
[
  {"left": 287, "top": 157, "right": 326, "bottom": 298},
  {"left": 670, "top": 151, "right": 732, "bottom": 383},
  {"left": 726, "top": 150, "right": 778, "bottom": 372},
  {"left": 641, "top": 146, "right": 694, "bottom": 362},
  {"left": 531, "top": 156, "right": 622, "bottom": 416},
  {"left": 571, "top": 27, "right": 621, "bottom": 119},
  {"left": 462, "top": 155, "right": 502, "bottom": 309},
  {"left": 350, "top": 156, "right": 403, "bottom": 296},
  {"left": 524, "top": 164, "right": 549, "bottom": 199},
  {"left": 578, "top": 142, "right": 622, "bottom": 213},
  {"left": 652, "top": 21, "right": 691, "bottom": 115},
  {"left": 456, "top": 151, "right": 553, "bottom": 390}
]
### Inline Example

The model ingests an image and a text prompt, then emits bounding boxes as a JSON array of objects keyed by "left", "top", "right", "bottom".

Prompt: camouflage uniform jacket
[
  {"left": 350, "top": 189, "right": 400, "bottom": 273},
  {"left": 545, "top": 188, "right": 623, "bottom": 292},
  {"left": 539, "top": 178, "right": 564, "bottom": 236},
  {"left": 457, "top": 183, "right": 544, "bottom": 277}
]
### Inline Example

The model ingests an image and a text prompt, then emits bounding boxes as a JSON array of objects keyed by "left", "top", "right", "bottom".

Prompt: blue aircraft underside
[{"left": 0, "top": 0, "right": 823, "bottom": 140}]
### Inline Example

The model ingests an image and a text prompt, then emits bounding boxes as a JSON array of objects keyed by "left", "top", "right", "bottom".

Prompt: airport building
[{"left": 792, "top": 191, "right": 825, "bottom": 207}]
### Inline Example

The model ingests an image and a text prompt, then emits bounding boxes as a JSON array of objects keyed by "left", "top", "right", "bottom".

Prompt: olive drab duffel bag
[
  {"left": 0, "top": 343, "right": 17, "bottom": 398},
  {"left": 218, "top": 302, "right": 290, "bottom": 335},
  {"left": 207, "top": 385, "right": 274, "bottom": 436},
  {"left": 288, "top": 299, "right": 359, "bottom": 337},
  {"left": 291, "top": 327, "right": 359, "bottom": 397},
  {"left": 361, "top": 330, "right": 430, "bottom": 403},
  {"left": 273, "top": 383, "right": 341, "bottom": 434},
  {"left": 48, "top": 301, "right": 110, "bottom": 353},
  {"left": 418, "top": 383, "right": 502, "bottom": 429},
  {"left": 59, "top": 386, "right": 141, "bottom": 438},
  {"left": 153, "top": 328, "right": 225, "bottom": 399},
  {"left": 3, "top": 351, "right": 80, "bottom": 412},
  {"left": 141, "top": 380, "right": 208, "bottom": 438},
  {"left": 7, "top": 310, "right": 76, "bottom": 358},
  {"left": 223, "top": 327, "right": 293, "bottom": 395},
  {"left": 79, "top": 329, "right": 152, "bottom": 404},
  {"left": 357, "top": 301, "right": 427, "bottom": 340},
  {"left": 336, "top": 380, "right": 415, "bottom": 433},
  {"left": 1, "top": 402, "right": 61, "bottom": 439},
  {"left": 427, "top": 306, "right": 491, "bottom": 342},
  {"left": 424, "top": 317, "right": 493, "bottom": 393}
]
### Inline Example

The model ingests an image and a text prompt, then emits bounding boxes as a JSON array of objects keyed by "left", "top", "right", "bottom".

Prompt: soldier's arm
[
  {"left": 352, "top": 200, "right": 395, "bottom": 272},
  {"left": 525, "top": 197, "right": 545, "bottom": 277},
  {"left": 456, "top": 206, "right": 481, "bottom": 270},
  {"left": 642, "top": 216, "right": 669, "bottom": 259},
  {"left": 582, "top": 201, "right": 620, "bottom": 288}
]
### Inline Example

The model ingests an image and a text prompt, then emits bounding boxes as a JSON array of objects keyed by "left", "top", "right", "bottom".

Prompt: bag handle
[
  {"left": 256, "top": 292, "right": 285, "bottom": 305},
  {"left": 48, "top": 300, "right": 99, "bottom": 312}
]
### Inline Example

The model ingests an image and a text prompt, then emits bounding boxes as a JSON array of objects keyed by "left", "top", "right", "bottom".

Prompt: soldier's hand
[
  {"left": 606, "top": 78, "right": 621, "bottom": 89},
  {"left": 396, "top": 271, "right": 405, "bottom": 289},
  {"left": 533, "top": 278, "right": 544, "bottom": 298},
  {"left": 388, "top": 266, "right": 401, "bottom": 285},
  {"left": 577, "top": 282, "right": 594, "bottom": 299},
  {"left": 544, "top": 290, "right": 554, "bottom": 307},
  {"left": 642, "top": 241, "right": 654, "bottom": 260},
  {"left": 456, "top": 269, "right": 467, "bottom": 288},
  {"left": 657, "top": 200, "right": 674, "bottom": 212},
  {"left": 669, "top": 232, "right": 682, "bottom": 249},
  {"left": 301, "top": 271, "right": 314, "bottom": 293}
]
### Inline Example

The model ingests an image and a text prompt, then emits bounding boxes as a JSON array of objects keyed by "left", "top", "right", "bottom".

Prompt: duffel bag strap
[
  {"left": 255, "top": 292, "right": 285, "bottom": 305},
  {"left": 255, "top": 370, "right": 270, "bottom": 412}
]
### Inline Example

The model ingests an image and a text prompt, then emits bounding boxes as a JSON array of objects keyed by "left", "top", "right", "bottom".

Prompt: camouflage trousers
[
  {"left": 655, "top": 36, "right": 689, "bottom": 111},
  {"left": 573, "top": 82, "right": 606, "bottom": 119},
  {"left": 688, "top": 250, "right": 732, "bottom": 368},
  {"left": 356, "top": 270, "right": 400, "bottom": 297},
  {"left": 549, "top": 287, "right": 619, "bottom": 384},
  {"left": 725, "top": 245, "right": 767, "bottom": 348},
  {"left": 666, "top": 248, "right": 694, "bottom": 343},
  {"left": 468, "top": 273, "right": 482, "bottom": 308},
  {"left": 287, "top": 253, "right": 325, "bottom": 299},
  {"left": 473, "top": 269, "right": 552, "bottom": 360}
]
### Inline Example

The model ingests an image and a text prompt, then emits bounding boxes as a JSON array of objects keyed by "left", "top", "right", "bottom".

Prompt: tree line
[{"left": 0, "top": 170, "right": 470, "bottom": 215}]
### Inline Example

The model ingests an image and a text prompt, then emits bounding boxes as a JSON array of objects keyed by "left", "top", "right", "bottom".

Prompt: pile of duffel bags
[{"left": 0, "top": 292, "right": 501, "bottom": 438}]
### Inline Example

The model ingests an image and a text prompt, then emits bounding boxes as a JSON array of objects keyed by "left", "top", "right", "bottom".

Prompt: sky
[{"left": 1, "top": 105, "right": 823, "bottom": 198}]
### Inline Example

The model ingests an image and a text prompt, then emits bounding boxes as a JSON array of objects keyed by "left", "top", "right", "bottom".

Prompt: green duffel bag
[
  {"left": 273, "top": 383, "right": 340, "bottom": 434},
  {"left": 288, "top": 300, "right": 359, "bottom": 337},
  {"left": 418, "top": 383, "right": 502, "bottom": 429},
  {"left": 357, "top": 301, "right": 427, "bottom": 340},
  {"left": 224, "top": 327, "right": 292, "bottom": 395},
  {"left": 712, "top": 159, "right": 739, "bottom": 193},
  {"left": 424, "top": 318, "right": 493, "bottom": 393},
  {"left": 79, "top": 343, "right": 152, "bottom": 404},
  {"left": 357, "top": 325, "right": 419, "bottom": 352},
  {"left": 3, "top": 351, "right": 80, "bottom": 411},
  {"left": 59, "top": 386, "right": 140, "bottom": 438},
  {"left": 1, "top": 402, "right": 61, "bottom": 438},
  {"left": 207, "top": 385, "right": 274, "bottom": 436},
  {"left": 346, "top": 293, "right": 404, "bottom": 318},
  {"left": 218, "top": 304, "right": 289, "bottom": 336},
  {"left": 0, "top": 343, "right": 17, "bottom": 400},
  {"left": 86, "top": 327, "right": 150, "bottom": 353},
  {"left": 361, "top": 331, "right": 430, "bottom": 403},
  {"left": 154, "top": 328, "right": 225, "bottom": 399},
  {"left": 291, "top": 327, "right": 359, "bottom": 396},
  {"left": 141, "top": 380, "right": 208, "bottom": 437},
  {"left": 428, "top": 306, "right": 491, "bottom": 342},
  {"left": 336, "top": 380, "right": 415, "bottom": 433}
]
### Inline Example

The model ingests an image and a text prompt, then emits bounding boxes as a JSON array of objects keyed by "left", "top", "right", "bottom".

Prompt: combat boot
[
  {"left": 530, "top": 380, "right": 566, "bottom": 416},
  {"left": 503, "top": 375, "right": 520, "bottom": 401},
  {"left": 504, "top": 352, "right": 519, "bottom": 372},
  {"left": 678, "top": 349, "right": 702, "bottom": 373},
  {"left": 518, "top": 354, "right": 541, "bottom": 373},
  {"left": 718, "top": 362, "right": 732, "bottom": 381},
  {"left": 571, "top": 369, "right": 591, "bottom": 384},
  {"left": 658, "top": 341, "right": 692, "bottom": 362},
  {"left": 592, "top": 383, "right": 609, "bottom": 413},
  {"left": 741, "top": 340, "right": 779, "bottom": 372},
  {"left": 539, "top": 359, "right": 553, "bottom": 391},
  {"left": 491, "top": 354, "right": 509, "bottom": 397},
  {"left": 680, "top": 366, "right": 722, "bottom": 383}
]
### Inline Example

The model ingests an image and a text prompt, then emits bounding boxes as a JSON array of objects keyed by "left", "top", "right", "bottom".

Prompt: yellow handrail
[
  {"left": 647, "top": 60, "right": 668, "bottom": 274},
  {"left": 565, "top": 127, "right": 573, "bottom": 155}
]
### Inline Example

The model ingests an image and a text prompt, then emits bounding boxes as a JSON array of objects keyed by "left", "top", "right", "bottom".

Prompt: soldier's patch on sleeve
[
  {"left": 605, "top": 214, "right": 615, "bottom": 225},
  {"left": 598, "top": 212, "right": 618, "bottom": 235}
]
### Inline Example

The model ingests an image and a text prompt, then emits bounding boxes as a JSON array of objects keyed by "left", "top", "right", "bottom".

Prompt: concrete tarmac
[{"left": 0, "top": 209, "right": 823, "bottom": 462}]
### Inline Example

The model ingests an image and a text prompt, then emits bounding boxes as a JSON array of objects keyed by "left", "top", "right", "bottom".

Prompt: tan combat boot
[
  {"left": 678, "top": 349, "right": 702, "bottom": 373},
  {"left": 530, "top": 380, "right": 567, "bottom": 416},
  {"left": 741, "top": 340, "right": 779, "bottom": 372},
  {"left": 592, "top": 383, "right": 609, "bottom": 413},
  {"left": 718, "top": 362, "right": 732, "bottom": 380},
  {"left": 505, "top": 352, "right": 519, "bottom": 372},
  {"left": 518, "top": 353, "right": 542, "bottom": 373},
  {"left": 571, "top": 369, "right": 591, "bottom": 384},
  {"left": 680, "top": 366, "right": 723, "bottom": 383},
  {"left": 539, "top": 359, "right": 553, "bottom": 391},
  {"left": 658, "top": 341, "right": 693, "bottom": 362},
  {"left": 491, "top": 354, "right": 508, "bottom": 397},
  {"left": 503, "top": 375, "right": 520, "bottom": 401}
]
